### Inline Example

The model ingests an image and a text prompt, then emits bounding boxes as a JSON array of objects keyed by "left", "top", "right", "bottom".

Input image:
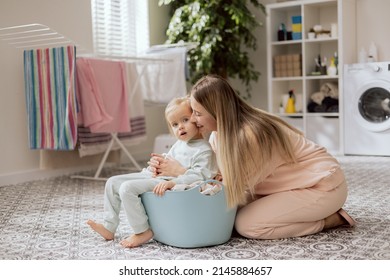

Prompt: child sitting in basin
[{"left": 87, "top": 96, "right": 218, "bottom": 248}]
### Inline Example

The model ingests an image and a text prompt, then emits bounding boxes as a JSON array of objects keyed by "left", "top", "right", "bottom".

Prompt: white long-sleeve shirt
[{"left": 143, "top": 138, "right": 218, "bottom": 184}]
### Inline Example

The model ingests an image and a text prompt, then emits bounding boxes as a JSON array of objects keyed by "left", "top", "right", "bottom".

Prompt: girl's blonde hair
[
  {"left": 190, "top": 75, "right": 302, "bottom": 207},
  {"left": 165, "top": 96, "right": 191, "bottom": 134}
]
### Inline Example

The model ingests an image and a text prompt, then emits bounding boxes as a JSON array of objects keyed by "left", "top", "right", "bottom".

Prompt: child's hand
[
  {"left": 153, "top": 181, "right": 176, "bottom": 196},
  {"left": 148, "top": 153, "right": 165, "bottom": 176},
  {"left": 150, "top": 153, "right": 187, "bottom": 177}
]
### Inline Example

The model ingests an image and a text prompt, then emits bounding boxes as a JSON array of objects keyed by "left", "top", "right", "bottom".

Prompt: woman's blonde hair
[
  {"left": 190, "top": 75, "right": 302, "bottom": 207},
  {"left": 164, "top": 96, "right": 191, "bottom": 134}
]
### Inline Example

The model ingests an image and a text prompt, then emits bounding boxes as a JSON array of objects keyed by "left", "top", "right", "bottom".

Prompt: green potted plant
[{"left": 158, "top": 0, "right": 265, "bottom": 99}]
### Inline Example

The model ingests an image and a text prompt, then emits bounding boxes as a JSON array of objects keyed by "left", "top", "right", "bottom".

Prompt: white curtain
[{"left": 91, "top": 0, "right": 150, "bottom": 57}]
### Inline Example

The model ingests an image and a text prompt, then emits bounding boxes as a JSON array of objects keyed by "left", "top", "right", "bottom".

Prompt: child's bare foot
[
  {"left": 87, "top": 220, "right": 114, "bottom": 240},
  {"left": 120, "top": 229, "right": 153, "bottom": 248}
]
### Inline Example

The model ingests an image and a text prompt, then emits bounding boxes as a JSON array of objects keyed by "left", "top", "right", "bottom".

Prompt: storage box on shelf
[
  {"left": 291, "top": 15, "right": 302, "bottom": 40},
  {"left": 273, "top": 53, "right": 302, "bottom": 77},
  {"left": 266, "top": 0, "right": 356, "bottom": 155}
]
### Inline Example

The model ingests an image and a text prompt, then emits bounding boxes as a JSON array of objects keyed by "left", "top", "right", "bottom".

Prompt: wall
[
  {"left": 229, "top": 0, "right": 273, "bottom": 110},
  {"left": 0, "top": 0, "right": 171, "bottom": 184},
  {"left": 356, "top": 0, "right": 390, "bottom": 62}
]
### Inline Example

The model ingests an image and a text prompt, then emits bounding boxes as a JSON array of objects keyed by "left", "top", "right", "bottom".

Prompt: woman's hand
[
  {"left": 153, "top": 181, "right": 175, "bottom": 196},
  {"left": 148, "top": 153, "right": 187, "bottom": 177},
  {"left": 214, "top": 172, "right": 223, "bottom": 182}
]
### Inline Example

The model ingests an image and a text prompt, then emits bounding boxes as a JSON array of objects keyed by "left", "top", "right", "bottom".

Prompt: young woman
[{"left": 151, "top": 74, "right": 355, "bottom": 240}]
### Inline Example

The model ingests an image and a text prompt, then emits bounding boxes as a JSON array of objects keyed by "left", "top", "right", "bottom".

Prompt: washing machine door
[{"left": 353, "top": 80, "right": 390, "bottom": 132}]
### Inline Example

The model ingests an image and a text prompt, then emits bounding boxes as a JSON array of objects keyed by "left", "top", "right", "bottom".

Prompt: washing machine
[{"left": 344, "top": 61, "right": 390, "bottom": 156}]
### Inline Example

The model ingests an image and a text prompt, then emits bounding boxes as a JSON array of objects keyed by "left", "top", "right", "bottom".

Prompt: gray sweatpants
[{"left": 103, "top": 172, "right": 165, "bottom": 234}]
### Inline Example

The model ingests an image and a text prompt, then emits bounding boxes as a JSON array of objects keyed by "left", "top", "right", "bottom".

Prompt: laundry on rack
[
  {"left": 77, "top": 117, "right": 146, "bottom": 157},
  {"left": 23, "top": 45, "right": 77, "bottom": 150},
  {"left": 76, "top": 62, "right": 146, "bottom": 157},
  {"left": 137, "top": 46, "right": 188, "bottom": 103},
  {"left": 125, "top": 62, "right": 146, "bottom": 131},
  {"left": 76, "top": 57, "right": 130, "bottom": 133},
  {"left": 14, "top": 23, "right": 150, "bottom": 178},
  {"left": 123, "top": 62, "right": 147, "bottom": 144}
]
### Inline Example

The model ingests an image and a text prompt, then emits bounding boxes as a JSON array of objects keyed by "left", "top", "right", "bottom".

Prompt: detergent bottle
[
  {"left": 327, "top": 57, "right": 337, "bottom": 76},
  {"left": 285, "top": 90, "right": 296, "bottom": 113}
]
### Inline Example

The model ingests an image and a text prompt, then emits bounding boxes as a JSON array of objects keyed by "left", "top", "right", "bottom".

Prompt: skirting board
[
  {"left": 0, "top": 149, "right": 151, "bottom": 186},
  {"left": 0, "top": 165, "right": 98, "bottom": 186}
]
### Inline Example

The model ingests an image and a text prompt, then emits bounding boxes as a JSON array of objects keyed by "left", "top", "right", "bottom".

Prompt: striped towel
[{"left": 23, "top": 45, "right": 77, "bottom": 150}]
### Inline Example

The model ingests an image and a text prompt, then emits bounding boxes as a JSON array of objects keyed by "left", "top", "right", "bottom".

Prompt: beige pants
[{"left": 235, "top": 168, "right": 348, "bottom": 239}]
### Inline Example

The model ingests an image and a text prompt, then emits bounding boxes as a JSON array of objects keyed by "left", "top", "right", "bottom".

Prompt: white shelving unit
[{"left": 266, "top": 0, "right": 356, "bottom": 155}]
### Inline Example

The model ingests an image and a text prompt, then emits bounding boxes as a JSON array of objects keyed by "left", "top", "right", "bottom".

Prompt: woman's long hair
[{"left": 191, "top": 75, "right": 302, "bottom": 207}]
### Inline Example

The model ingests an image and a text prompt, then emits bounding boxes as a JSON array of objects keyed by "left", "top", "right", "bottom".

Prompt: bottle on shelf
[
  {"left": 359, "top": 47, "right": 367, "bottom": 63},
  {"left": 285, "top": 89, "right": 296, "bottom": 113},
  {"left": 327, "top": 57, "right": 337, "bottom": 76},
  {"left": 278, "top": 23, "right": 286, "bottom": 41}
]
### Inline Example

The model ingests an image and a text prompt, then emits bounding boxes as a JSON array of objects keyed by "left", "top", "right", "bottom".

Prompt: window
[{"left": 91, "top": 0, "right": 150, "bottom": 57}]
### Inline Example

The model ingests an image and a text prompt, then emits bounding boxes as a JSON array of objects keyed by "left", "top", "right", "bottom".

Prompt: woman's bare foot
[
  {"left": 87, "top": 220, "right": 114, "bottom": 240},
  {"left": 120, "top": 229, "right": 153, "bottom": 248},
  {"left": 324, "top": 209, "right": 356, "bottom": 229},
  {"left": 323, "top": 212, "right": 345, "bottom": 229}
]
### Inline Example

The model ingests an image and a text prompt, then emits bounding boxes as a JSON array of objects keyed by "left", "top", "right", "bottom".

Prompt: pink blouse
[{"left": 209, "top": 130, "right": 344, "bottom": 195}]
